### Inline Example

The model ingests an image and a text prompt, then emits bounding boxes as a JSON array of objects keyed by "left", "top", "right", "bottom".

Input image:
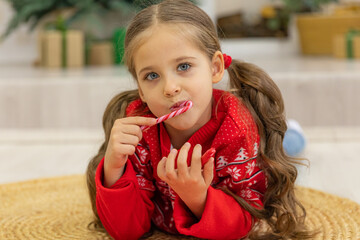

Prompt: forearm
[
  {"left": 103, "top": 162, "right": 125, "bottom": 188},
  {"left": 95, "top": 158, "right": 154, "bottom": 239},
  {"left": 96, "top": 189, "right": 152, "bottom": 239}
]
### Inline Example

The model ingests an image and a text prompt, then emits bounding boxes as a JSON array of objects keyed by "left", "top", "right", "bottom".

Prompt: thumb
[{"left": 203, "top": 157, "right": 214, "bottom": 186}]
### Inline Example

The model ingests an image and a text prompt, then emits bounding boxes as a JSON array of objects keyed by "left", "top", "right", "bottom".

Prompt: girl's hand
[
  {"left": 104, "top": 117, "right": 156, "bottom": 188},
  {"left": 157, "top": 142, "right": 214, "bottom": 218}
]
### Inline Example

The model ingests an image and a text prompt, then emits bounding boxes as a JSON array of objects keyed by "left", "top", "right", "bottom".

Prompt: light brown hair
[{"left": 86, "top": 0, "right": 316, "bottom": 238}]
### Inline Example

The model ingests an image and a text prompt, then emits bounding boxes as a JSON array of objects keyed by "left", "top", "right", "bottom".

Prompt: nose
[{"left": 163, "top": 77, "right": 181, "bottom": 97}]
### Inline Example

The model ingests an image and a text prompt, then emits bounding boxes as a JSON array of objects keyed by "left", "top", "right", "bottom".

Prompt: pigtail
[
  {"left": 226, "top": 60, "right": 315, "bottom": 239},
  {"left": 86, "top": 89, "right": 141, "bottom": 231}
]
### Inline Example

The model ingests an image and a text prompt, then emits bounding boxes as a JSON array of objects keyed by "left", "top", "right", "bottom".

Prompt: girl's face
[{"left": 133, "top": 24, "right": 224, "bottom": 137}]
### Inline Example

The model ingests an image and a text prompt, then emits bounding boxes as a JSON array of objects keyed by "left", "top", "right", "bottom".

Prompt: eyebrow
[
  {"left": 138, "top": 66, "right": 154, "bottom": 76},
  {"left": 138, "top": 56, "right": 197, "bottom": 76},
  {"left": 175, "top": 56, "right": 196, "bottom": 62}
]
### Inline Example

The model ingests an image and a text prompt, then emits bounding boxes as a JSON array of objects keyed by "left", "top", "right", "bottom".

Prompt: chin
[{"left": 166, "top": 118, "right": 196, "bottom": 130}]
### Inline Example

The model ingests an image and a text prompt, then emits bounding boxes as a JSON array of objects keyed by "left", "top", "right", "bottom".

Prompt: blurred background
[{"left": 0, "top": 0, "right": 359, "bottom": 203}]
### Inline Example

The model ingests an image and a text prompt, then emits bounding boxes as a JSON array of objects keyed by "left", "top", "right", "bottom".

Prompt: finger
[
  {"left": 165, "top": 149, "right": 178, "bottom": 180},
  {"left": 119, "top": 124, "right": 142, "bottom": 135},
  {"left": 157, "top": 157, "right": 167, "bottom": 181},
  {"left": 117, "top": 133, "right": 141, "bottom": 147},
  {"left": 190, "top": 144, "right": 202, "bottom": 176},
  {"left": 112, "top": 122, "right": 143, "bottom": 141},
  {"left": 203, "top": 157, "right": 214, "bottom": 186},
  {"left": 116, "top": 144, "right": 136, "bottom": 156},
  {"left": 177, "top": 142, "right": 191, "bottom": 177},
  {"left": 120, "top": 117, "right": 157, "bottom": 127}
]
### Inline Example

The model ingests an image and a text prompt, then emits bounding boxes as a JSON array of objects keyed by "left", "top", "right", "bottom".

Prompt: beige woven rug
[{"left": 0, "top": 175, "right": 359, "bottom": 240}]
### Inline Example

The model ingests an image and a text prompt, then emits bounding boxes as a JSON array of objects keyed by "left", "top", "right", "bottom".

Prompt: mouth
[{"left": 170, "top": 101, "right": 188, "bottom": 111}]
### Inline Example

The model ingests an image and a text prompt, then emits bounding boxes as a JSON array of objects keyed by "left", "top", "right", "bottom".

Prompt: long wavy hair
[{"left": 86, "top": 0, "right": 316, "bottom": 239}]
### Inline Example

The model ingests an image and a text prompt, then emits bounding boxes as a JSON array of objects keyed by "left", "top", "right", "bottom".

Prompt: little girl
[{"left": 86, "top": 0, "right": 314, "bottom": 239}]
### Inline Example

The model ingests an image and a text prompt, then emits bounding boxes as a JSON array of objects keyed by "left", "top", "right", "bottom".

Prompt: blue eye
[
  {"left": 145, "top": 72, "right": 159, "bottom": 81},
  {"left": 177, "top": 63, "right": 191, "bottom": 72}
]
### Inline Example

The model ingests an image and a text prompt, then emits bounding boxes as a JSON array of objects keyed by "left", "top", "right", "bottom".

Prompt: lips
[{"left": 170, "top": 101, "right": 188, "bottom": 111}]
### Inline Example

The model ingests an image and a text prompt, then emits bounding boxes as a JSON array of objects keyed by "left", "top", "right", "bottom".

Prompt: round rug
[{"left": 0, "top": 175, "right": 359, "bottom": 239}]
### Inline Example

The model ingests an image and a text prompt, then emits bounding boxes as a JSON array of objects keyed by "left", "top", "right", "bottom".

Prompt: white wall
[
  {"left": 0, "top": 0, "right": 38, "bottom": 64},
  {"left": 199, "top": 0, "right": 216, "bottom": 21}
]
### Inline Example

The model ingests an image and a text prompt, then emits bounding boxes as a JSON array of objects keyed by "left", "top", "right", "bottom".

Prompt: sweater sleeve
[
  {"left": 173, "top": 131, "right": 266, "bottom": 239},
  {"left": 95, "top": 143, "right": 155, "bottom": 240}
]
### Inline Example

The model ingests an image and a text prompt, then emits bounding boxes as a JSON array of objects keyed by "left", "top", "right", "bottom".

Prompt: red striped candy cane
[{"left": 141, "top": 100, "right": 193, "bottom": 131}]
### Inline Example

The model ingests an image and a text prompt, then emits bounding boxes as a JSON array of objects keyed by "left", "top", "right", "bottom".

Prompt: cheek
[
  {"left": 192, "top": 84, "right": 213, "bottom": 110},
  {"left": 146, "top": 100, "right": 165, "bottom": 118},
  {"left": 138, "top": 82, "right": 155, "bottom": 103}
]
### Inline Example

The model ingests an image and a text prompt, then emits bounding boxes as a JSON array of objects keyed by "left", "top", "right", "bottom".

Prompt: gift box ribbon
[{"left": 346, "top": 29, "right": 360, "bottom": 59}]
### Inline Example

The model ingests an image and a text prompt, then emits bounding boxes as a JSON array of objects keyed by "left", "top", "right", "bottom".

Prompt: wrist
[
  {"left": 103, "top": 162, "right": 126, "bottom": 188},
  {"left": 179, "top": 189, "right": 208, "bottom": 219}
]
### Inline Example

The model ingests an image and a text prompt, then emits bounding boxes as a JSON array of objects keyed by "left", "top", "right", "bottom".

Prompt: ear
[{"left": 211, "top": 51, "right": 225, "bottom": 84}]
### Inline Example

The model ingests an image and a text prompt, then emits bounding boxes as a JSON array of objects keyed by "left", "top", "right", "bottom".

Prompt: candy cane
[{"left": 141, "top": 100, "right": 193, "bottom": 131}]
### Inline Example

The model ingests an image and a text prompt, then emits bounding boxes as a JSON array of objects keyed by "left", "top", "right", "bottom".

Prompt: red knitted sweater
[{"left": 95, "top": 89, "right": 267, "bottom": 240}]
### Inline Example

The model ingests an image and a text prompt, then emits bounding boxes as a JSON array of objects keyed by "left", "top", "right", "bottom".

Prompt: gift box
[
  {"left": 65, "top": 31, "right": 85, "bottom": 68},
  {"left": 39, "top": 31, "right": 62, "bottom": 68},
  {"left": 296, "top": 14, "right": 360, "bottom": 55},
  {"left": 88, "top": 42, "right": 114, "bottom": 66},
  {"left": 333, "top": 29, "right": 360, "bottom": 58},
  {"left": 38, "top": 30, "right": 84, "bottom": 68}
]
